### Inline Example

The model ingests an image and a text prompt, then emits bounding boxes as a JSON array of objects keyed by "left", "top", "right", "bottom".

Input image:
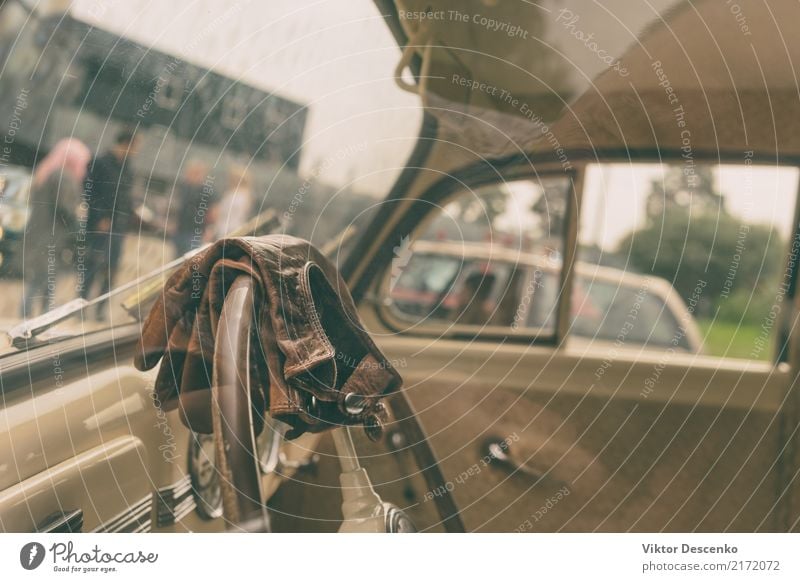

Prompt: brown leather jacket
[{"left": 134, "top": 235, "right": 402, "bottom": 439}]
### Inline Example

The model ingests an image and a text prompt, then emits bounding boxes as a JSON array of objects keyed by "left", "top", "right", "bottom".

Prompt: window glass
[
  {"left": 386, "top": 176, "right": 570, "bottom": 335},
  {"left": 0, "top": 0, "right": 419, "bottom": 354},
  {"left": 577, "top": 162, "right": 799, "bottom": 359}
]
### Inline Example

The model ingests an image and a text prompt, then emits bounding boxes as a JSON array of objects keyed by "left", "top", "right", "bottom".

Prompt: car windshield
[{"left": 0, "top": 0, "right": 421, "bottom": 354}]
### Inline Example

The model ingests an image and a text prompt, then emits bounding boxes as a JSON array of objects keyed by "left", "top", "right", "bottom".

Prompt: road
[{"left": 0, "top": 235, "right": 176, "bottom": 353}]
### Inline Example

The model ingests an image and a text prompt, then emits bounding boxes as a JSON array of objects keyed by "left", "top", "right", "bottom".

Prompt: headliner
[{"left": 389, "top": 0, "right": 800, "bottom": 162}]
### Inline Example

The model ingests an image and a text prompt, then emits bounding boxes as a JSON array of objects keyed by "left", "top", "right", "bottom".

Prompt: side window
[
  {"left": 577, "top": 162, "right": 799, "bottom": 359},
  {"left": 385, "top": 176, "right": 571, "bottom": 336}
]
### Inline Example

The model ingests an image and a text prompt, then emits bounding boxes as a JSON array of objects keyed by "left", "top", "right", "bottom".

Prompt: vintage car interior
[{"left": 2, "top": 0, "right": 800, "bottom": 534}]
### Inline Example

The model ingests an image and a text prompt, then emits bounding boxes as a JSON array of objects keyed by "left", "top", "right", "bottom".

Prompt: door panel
[
  {"left": 0, "top": 436, "right": 151, "bottom": 532},
  {"left": 362, "top": 313, "right": 788, "bottom": 531},
  {"left": 0, "top": 363, "right": 173, "bottom": 532},
  {"left": 0, "top": 334, "right": 333, "bottom": 533}
]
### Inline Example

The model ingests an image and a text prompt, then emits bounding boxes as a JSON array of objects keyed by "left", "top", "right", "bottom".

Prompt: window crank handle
[{"left": 485, "top": 440, "right": 570, "bottom": 491}]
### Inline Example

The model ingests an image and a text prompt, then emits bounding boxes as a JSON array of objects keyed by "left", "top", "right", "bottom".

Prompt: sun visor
[{"left": 393, "top": 0, "right": 575, "bottom": 159}]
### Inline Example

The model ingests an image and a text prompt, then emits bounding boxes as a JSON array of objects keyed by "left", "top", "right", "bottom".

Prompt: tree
[
  {"left": 618, "top": 209, "right": 784, "bottom": 320},
  {"left": 423, "top": 185, "right": 509, "bottom": 243},
  {"left": 454, "top": 186, "right": 507, "bottom": 227},
  {"left": 645, "top": 166, "right": 724, "bottom": 221}
]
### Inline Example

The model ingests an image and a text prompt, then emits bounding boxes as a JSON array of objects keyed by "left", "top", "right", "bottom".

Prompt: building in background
[{"left": 0, "top": 1, "right": 307, "bottom": 199}]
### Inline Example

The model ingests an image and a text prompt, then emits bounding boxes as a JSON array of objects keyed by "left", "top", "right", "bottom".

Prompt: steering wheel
[
  {"left": 211, "top": 273, "right": 465, "bottom": 532},
  {"left": 211, "top": 274, "right": 269, "bottom": 530}
]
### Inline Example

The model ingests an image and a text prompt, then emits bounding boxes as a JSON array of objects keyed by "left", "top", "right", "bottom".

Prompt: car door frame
[{"left": 346, "top": 148, "right": 800, "bottom": 531}]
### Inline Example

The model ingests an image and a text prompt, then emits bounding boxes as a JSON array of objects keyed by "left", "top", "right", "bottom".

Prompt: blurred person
[
  {"left": 80, "top": 127, "right": 140, "bottom": 319},
  {"left": 210, "top": 164, "right": 253, "bottom": 240},
  {"left": 456, "top": 271, "right": 496, "bottom": 325},
  {"left": 171, "top": 160, "right": 215, "bottom": 256},
  {"left": 20, "top": 138, "right": 91, "bottom": 318}
]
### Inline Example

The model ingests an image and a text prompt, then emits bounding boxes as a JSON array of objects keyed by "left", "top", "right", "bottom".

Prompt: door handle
[
  {"left": 484, "top": 439, "right": 570, "bottom": 490},
  {"left": 36, "top": 509, "right": 84, "bottom": 533}
]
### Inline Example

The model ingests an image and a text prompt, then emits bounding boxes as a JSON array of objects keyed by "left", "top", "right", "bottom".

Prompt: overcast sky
[
  {"left": 73, "top": 0, "right": 421, "bottom": 196},
  {"left": 581, "top": 163, "right": 799, "bottom": 249}
]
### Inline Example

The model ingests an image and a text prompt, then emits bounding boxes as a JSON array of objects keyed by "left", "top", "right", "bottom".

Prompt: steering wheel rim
[{"left": 212, "top": 274, "right": 269, "bottom": 529}]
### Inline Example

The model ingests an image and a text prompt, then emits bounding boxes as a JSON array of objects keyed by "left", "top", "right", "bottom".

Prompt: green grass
[{"left": 696, "top": 319, "right": 773, "bottom": 361}]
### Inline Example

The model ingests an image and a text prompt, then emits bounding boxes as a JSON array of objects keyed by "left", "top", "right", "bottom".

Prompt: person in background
[
  {"left": 455, "top": 271, "right": 496, "bottom": 325},
  {"left": 80, "top": 127, "right": 140, "bottom": 319},
  {"left": 210, "top": 164, "right": 253, "bottom": 241},
  {"left": 20, "top": 138, "right": 91, "bottom": 318},
  {"left": 171, "top": 160, "right": 215, "bottom": 257}
]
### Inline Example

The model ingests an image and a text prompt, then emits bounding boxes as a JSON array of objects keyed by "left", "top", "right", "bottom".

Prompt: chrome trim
[
  {"left": 92, "top": 476, "right": 200, "bottom": 532},
  {"left": 156, "top": 475, "right": 196, "bottom": 528},
  {"left": 92, "top": 494, "right": 152, "bottom": 533},
  {"left": 384, "top": 503, "right": 416, "bottom": 533},
  {"left": 37, "top": 509, "right": 84, "bottom": 533}
]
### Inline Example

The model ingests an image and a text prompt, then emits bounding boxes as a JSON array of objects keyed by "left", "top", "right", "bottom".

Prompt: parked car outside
[{"left": 388, "top": 239, "right": 704, "bottom": 354}]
